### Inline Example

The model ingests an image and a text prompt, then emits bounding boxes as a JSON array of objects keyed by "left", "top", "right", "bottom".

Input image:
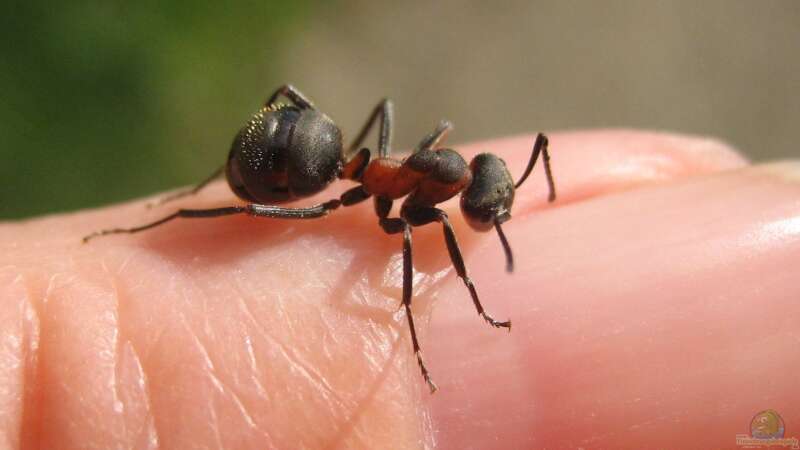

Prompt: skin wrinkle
[
  {"left": 323, "top": 247, "right": 433, "bottom": 404},
  {"left": 105, "top": 265, "right": 124, "bottom": 433},
  {"left": 114, "top": 253, "right": 136, "bottom": 277},
  {"left": 0, "top": 276, "right": 19, "bottom": 448},
  {"left": 243, "top": 335, "right": 270, "bottom": 402},
  {"left": 101, "top": 283, "right": 130, "bottom": 447},
  {"left": 244, "top": 224, "right": 431, "bottom": 446},
  {"left": 272, "top": 290, "right": 290, "bottom": 337},
  {"left": 282, "top": 341, "right": 345, "bottom": 415},
  {"left": 84, "top": 255, "right": 158, "bottom": 448},
  {"left": 158, "top": 299, "right": 222, "bottom": 447},
  {"left": 222, "top": 377, "right": 260, "bottom": 432},
  {"left": 290, "top": 262, "right": 368, "bottom": 400},
  {"left": 325, "top": 258, "right": 392, "bottom": 323},
  {"left": 0, "top": 273, "right": 27, "bottom": 449},
  {"left": 315, "top": 257, "right": 377, "bottom": 368},
  {"left": 43, "top": 273, "right": 61, "bottom": 305},
  {"left": 107, "top": 265, "right": 160, "bottom": 450},
  {"left": 117, "top": 342, "right": 159, "bottom": 450},
  {"left": 421, "top": 409, "right": 436, "bottom": 450},
  {"left": 227, "top": 271, "right": 304, "bottom": 414},
  {"left": 227, "top": 274, "right": 349, "bottom": 416},
  {"left": 18, "top": 271, "right": 43, "bottom": 449},
  {"left": 228, "top": 290, "right": 284, "bottom": 406},
  {"left": 206, "top": 397, "right": 225, "bottom": 450},
  {"left": 179, "top": 313, "right": 217, "bottom": 376},
  {"left": 179, "top": 314, "right": 276, "bottom": 447},
  {"left": 323, "top": 334, "right": 405, "bottom": 450},
  {"left": 135, "top": 318, "right": 168, "bottom": 449},
  {"left": 35, "top": 266, "right": 124, "bottom": 448},
  {"left": 236, "top": 246, "right": 297, "bottom": 336},
  {"left": 227, "top": 260, "right": 356, "bottom": 428},
  {"left": 229, "top": 273, "right": 284, "bottom": 347}
]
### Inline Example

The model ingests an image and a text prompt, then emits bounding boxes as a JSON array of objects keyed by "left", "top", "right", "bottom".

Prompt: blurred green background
[{"left": 1, "top": 1, "right": 798, "bottom": 219}]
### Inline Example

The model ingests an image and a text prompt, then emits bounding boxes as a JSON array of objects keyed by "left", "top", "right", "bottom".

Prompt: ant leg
[
  {"left": 515, "top": 133, "right": 556, "bottom": 202},
  {"left": 346, "top": 99, "right": 393, "bottom": 159},
  {"left": 83, "top": 199, "right": 343, "bottom": 243},
  {"left": 400, "top": 222, "right": 437, "bottom": 393},
  {"left": 146, "top": 165, "right": 225, "bottom": 209},
  {"left": 403, "top": 204, "right": 512, "bottom": 330},
  {"left": 340, "top": 185, "right": 371, "bottom": 206},
  {"left": 374, "top": 196, "right": 393, "bottom": 220},
  {"left": 84, "top": 184, "right": 372, "bottom": 243},
  {"left": 414, "top": 120, "right": 453, "bottom": 153},
  {"left": 341, "top": 148, "right": 371, "bottom": 182},
  {"left": 264, "top": 84, "right": 315, "bottom": 110},
  {"left": 379, "top": 216, "right": 437, "bottom": 393}
]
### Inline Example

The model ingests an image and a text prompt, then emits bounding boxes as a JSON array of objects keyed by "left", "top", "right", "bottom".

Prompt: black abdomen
[{"left": 226, "top": 106, "right": 343, "bottom": 203}]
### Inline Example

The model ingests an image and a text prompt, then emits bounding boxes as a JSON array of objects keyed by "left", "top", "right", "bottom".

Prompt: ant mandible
[{"left": 83, "top": 84, "right": 556, "bottom": 393}]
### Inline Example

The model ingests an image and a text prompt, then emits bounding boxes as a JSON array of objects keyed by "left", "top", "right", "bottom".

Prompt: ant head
[
  {"left": 460, "top": 153, "right": 515, "bottom": 232},
  {"left": 460, "top": 152, "right": 518, "bottom": 272},
  {"left": 459, "top": 134, "right": 555, "bottom": 272}
]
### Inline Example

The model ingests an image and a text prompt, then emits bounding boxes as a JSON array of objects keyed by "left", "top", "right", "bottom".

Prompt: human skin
[{"left": 1, "top": 130, "right": 798, "bottom": 449}]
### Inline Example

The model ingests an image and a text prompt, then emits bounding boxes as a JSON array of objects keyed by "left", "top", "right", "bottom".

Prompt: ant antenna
[
  {"left": 414, "top": 120, "right": 453, "bottom": 153},
  {"left": 515, "top": 133, "right": 556, "bottom": 202},
  {"left": 494, "top": 217, "right": 514, "bottom": 273}
]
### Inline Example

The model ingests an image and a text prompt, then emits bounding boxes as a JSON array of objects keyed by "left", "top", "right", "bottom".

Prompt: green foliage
[{"left": 0, "top": 1, "right": 311, "bottom": 218}]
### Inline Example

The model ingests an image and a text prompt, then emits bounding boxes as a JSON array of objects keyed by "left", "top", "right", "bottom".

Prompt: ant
[{"left": 83, "top": 84, "right": 556, "bottom": 392}]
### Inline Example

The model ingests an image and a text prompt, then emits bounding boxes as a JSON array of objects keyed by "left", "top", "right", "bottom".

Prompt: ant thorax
[{"left": 361, "top": 148, "right": 471, "bottom": 206}]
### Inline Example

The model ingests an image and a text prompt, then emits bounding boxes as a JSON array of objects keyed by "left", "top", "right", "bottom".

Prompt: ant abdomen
[
  {"left": 226, "top": 105, "right": 343, "bottom": 203},
  {"left": 460, "top": 153, "right": 515, "bottom": 231}
]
